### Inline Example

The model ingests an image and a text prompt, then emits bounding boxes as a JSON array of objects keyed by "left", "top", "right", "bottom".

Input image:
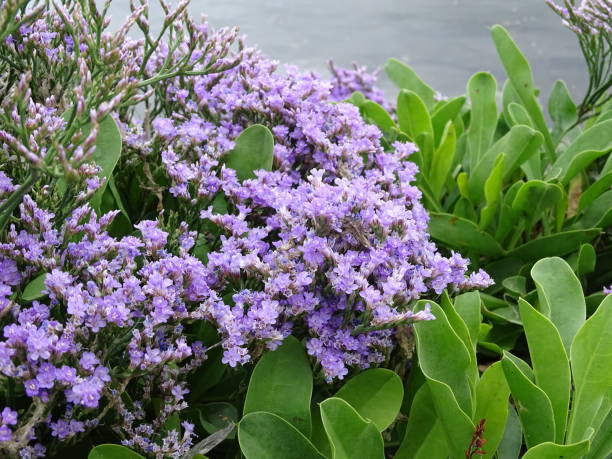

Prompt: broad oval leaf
[
  {"left": 243, "top": 336, "right": 312, "bottom": 436},
  {"left": 518, "top": 298, "right": 570, "bottom": 442},
  {"left": 334, "top": 368, "right": 403, "bottom": 432},
  {"left": 223, "top": 124, "right": 274, "bottom": 181},
  {"left": 508, "top": 229, "right": 600, "bottom": 261},
  {"left": 88, "top": 116, "right": 123, "bottom": 212},
  {"left": 238, "top": 412, "right": 325, "bottom": 459},
  {"left": 397, "top": 90, "right": 433, "bottom": 144},
  {"left": 320, "top": 398, "right": 384, "bottom": 459},
  {"left": 88, "top": 444, "right": 144, "bottom": 459},
  {"left": 568, "top": 295, "right": 612, "bottom": 443},
  {"left": 360, "top": 101, "right": 395, "bottom": 133},
  {"left": 531, "top": 257, "right": 585, "bottom": 353}
]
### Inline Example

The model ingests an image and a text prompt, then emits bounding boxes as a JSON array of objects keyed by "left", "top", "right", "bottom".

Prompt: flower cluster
[{"left": 546, "top": 0, "right": 612, "bottom": 35}]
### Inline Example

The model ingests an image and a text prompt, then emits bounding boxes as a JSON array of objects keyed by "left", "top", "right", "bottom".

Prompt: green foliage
[
  {"left": 222, "top": 124, "right": 274, "bottom": 181},
  {"left": 88, "top": 445, "right": 144, "bottom": 459}
]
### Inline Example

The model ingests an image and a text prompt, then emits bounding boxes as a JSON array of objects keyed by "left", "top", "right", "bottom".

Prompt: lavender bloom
[{"left": 604, "top": 285, "right": 612, "bottom": 295}]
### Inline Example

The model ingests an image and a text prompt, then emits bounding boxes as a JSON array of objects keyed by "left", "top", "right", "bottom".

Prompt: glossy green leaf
[
  {"left": 384, "top": 58, "right": 436, "bottom": 107},
  {"left": 243, "top": 336, "right": 312, "bottom": 436},
  {"left": 468, "top": 125, "right": 542, "bottom": 201},
  {"left": 497, "top": 403, "right": 522, "bottom": 459},
  {"left": 501, "top": 79, "right": 521, "bottom": 127},
  {"left": 508, "top": 229, "right": 600, "bottom": 261},
  {"left": 431, "top": 96, "right": 466, "bottom": 146},
  {"left": 502, "top": 275, "right": 527, "bottom": 297},
  {"left": 426, "top": 378, "right": 475, "bottom": 455},
  {"left": 22, "top": 272, "right": 47, "bottom": 301},
  {"left": 334, "top": 368, "right": 403, "bottom": 432},
  {"left": 575, "top": 243, "right": 597, "bottom": 278},
  {"left": 474, "top": 362, "right": 510, "bottom": 459},
  {"left": 429, "top": 121, "right": 456, "bottom": 197},
  {"left": 360, "top": 101, "right": 395, "bottom": 133},
  {"left": 395, "top": 385, "right": 449, "bottom": 459},
  {"left": 88, "top": 444, "right": 144, "bottom": 459},
  {"left": 491, "top": 25, "right": 555, "bottom": 156},
  {"left": 495, "top": 181, "right": 525, "bottom": 244},
  {"left": 309, "top": 404, "right": 331, "bottom": 458},
  {"left": 397, "top": 90, "right": 433, "bottom": 144},
  {"left": 579, "top": 172, "right": 612, "bottom": 212},
  {"left": 238, "top": 412, "right": 325, "bottom": 459},
  {"left": 522, "top": 440, "right": 590, "bottom": 459},
  {"left": 88, "top": 116, "right": 123, "bottom": 212},
  {"left": 501, "top": 353, "right": 556, "bottom": 447},
  {"left": 223, "top": 124, "right": 274, "bottom": 181},
  {"left": 568, "top": 295, "right": 612, "bottom": 443},
  {"left": 548, "top": 80, "right": 578, "bottom": 144},
  {"left": 413, "top": 301, "right": 473, "bottom": 414},
  {"left": 512, "top": 180, "right": 563, "bottom": 229},
  {"left": 466, "top": 72, "right": 498, "bottom": 169},
  {"left": 480, "top": 153, "right": 505, "bottom": 230},
  {"left": 588, "top": 408, "right": 612, "bottom": 459},
  {"left": 531, "top": 257, "right": 586, "bottom": 353},
  {"left": 518, "top": 298, "right": 570, "bottom": 442},
  {"left": 453, "top": 291, "right": 482, "bottom": 353},
  {"left": 320, "top": 398, "right": 384, "bottom": 459},
  {"left": 577, "top": 189, "right": 612, "bottom": 229},
  {"left": 507, "top": 102, "right": 532, "bottom": 127},
  {"left": 428, "top": 212, "right": 504, "bottom": 256},
  {"left": 547, "top": 120, "right": 612, "bottom": 183}
]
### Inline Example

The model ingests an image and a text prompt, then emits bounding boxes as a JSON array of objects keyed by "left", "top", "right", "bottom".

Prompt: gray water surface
[{"left": 109, "top": 0, "right": 587, "bottom": 101}]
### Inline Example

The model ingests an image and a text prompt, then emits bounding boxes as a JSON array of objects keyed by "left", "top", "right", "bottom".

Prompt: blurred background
[{"left": 108, "top": 0, "right": 586, "bottom": 101}]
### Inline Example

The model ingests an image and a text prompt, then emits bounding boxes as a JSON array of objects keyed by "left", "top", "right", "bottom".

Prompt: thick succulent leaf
[
  {"left": 531, "top": 257, "right": 585, "bottom": 353},
  {"left": 243, "top": 336, "right": 312, "bottom": 436},
  {"left": 522, "top": 440, "right": 590, "bottom": 459},
  {"left": 466, "top": 72, "right": 498, "bottom": 169},
  {"left": 508, "top": 229, "right": 600, "bottom": 261},
  {"left": 238, "top": 412, "right": 325, "bottom": 459},
  {"left": 501, "top": 353, "right": 556, "bottom": 448},
  {"left": 474, "top": 362, "right": 510, "bottom": 459},
  {"left": 496, "top": 403, "right": 522, "bottom": 459},
  {"left": 431, "top": 96, "right": 465, "bottom": 145},
  {"left": 384, "top": 58, "right": 436, "bottom": 107},
  {"left": 397, "top": 90, "right": 433, "bottom": 145},
  {"left": 319, "top": 398, "right": 384, "bottom": 459},
  {"left": 334, "top": 368, "right": 403, "bottom": 432},
  {"left": 518, "top": 298, "right": 570, "bottom": 442},
  {"left": 548, "top": 80, "right": 577, "bottom": 144},
  {"left": 88, "top": 445, "right": 144, "bottom": 459},
  {"left": 568, "top": 295, "right": 612, "bottom": 443},
  {"left": 428, "top": 212, "right": 504, "bottom": 257},
  {"left": 429, "top": 121, "right": 456, "bottom": 198},
  {"left": 21, "top": 272, "right": 47, "bottom": 301}
]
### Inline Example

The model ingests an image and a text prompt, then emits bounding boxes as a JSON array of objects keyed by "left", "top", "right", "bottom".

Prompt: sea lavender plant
[{"left": 547, "top": 0, "right": 612, "bottom": 120}]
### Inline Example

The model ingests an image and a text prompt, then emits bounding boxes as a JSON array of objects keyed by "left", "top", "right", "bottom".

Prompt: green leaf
[
  {"left": 426, "top": 378, "right": 475, "bottom": 455},
  {"left": 320, "top": 398, "right": 384, "bottom": 459},
  {"left": 468, "top": 125, "right": 542, "bottom": 201},
  {"left": 508, "top": 229, "right": 600, "bottom": 261},
  {"left": 531, "top": 257, "right": 586, "bottom": 353},
  {"left": 238, "top": 412, "right": 325, "bottom": 459},
  {"left": 334, "top": 369, "right": 403, "bottom": 432},
  {"left": 453, "top": 292, "right": 482, "bottom": 353},
  {"left": 490, "top": 25, "right": 555, "bottom": 157},
  {"left": 199, "top": 402, "right": 238, "bottom": 438},
  {"left": 547, "top": 120, "right": 612, "bottom": 183},
  {"left": 431, "top": 96, "right": 466, "bottom": 146},
  {"left": 501, "top": 353, "right": 556, "bottom": 447},
  {"left": 474, "top": 362, "right": 510, "bottom": 459},
  {"left": 395, "top": 385, "right": 449, "bottom": 459},
  {"left": 429, "top": 121, "right": 456, "bottom": 198},
  {"left": 413, "top": 301, "right": 473, "bottom": 414},
  {"left": 360, "top": 101, "right": 395, "bottom": 133},
  {"left": 243, "top": 336, "right": 312, "bottom": 436},
  {"left": 512, "top": 180, "right": 563, "bottom": 229},
  {"left": 548, "top": 80, "right": 577, "bottom": 144},
  {"left": 497, "top": 403, "right": 522, "bottom": 459},
  {"left": 384, "top": 58, "right": 436, "bottom": 108},
  {"left": 579, "top": 172, "right": 612, "bottom": 212},
  {"left": 480, "top": 154, "right": 505, "bottom": 230},
  {"left": 88, "top": 444, "right": 144, "bottom": 459},
  {"left": 575, "top": 243, "right": 596, "bottom": 278},
  {"left": 397, "top": 90, "right": 433, "bottom": 145},
  {"left": 22, "top": 273, "right": 47, "bottom": 301},
  {"left": 88, "top": 116, "right": 123, "bottom": 212},
  {"left": 466, "top": 72, "right": 498, "bottom": 169},
  {"left": 223, "top": 124, "right": 274, "bottom": 181},
  {"left": 577, "top": 189, "right": 612, "bottom": 229},
  {"left": 522, "top": 440, "right": 590, "bottom": 459},
  {"left": 568, "top": 295, "right": 612, "bottom": 443},
  {"left": 518, "top": 298, "right": 570, "bottom": 442},
  {"left": 502, "top": 275, "right": 527, "bottom": 297},
  {"left": 507, "top": 102, "right": 533, "bottom": 127},
  {"left": 428, "top": 212, "right": 504, "bottom": 257}
]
